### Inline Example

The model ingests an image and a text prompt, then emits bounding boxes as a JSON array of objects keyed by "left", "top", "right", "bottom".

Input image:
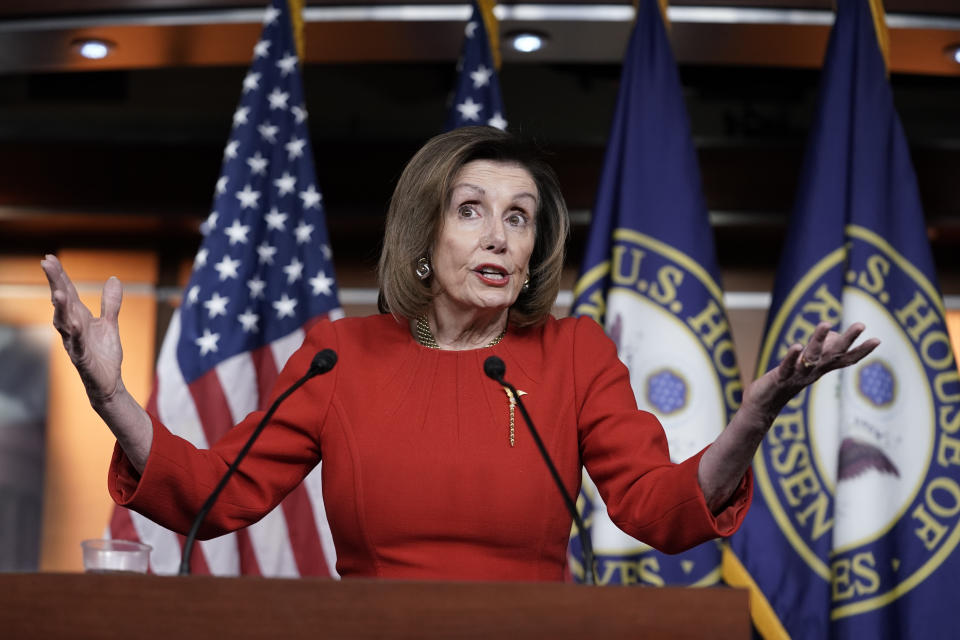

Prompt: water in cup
[{"left": 81, "top": 539, "right": 152, "bottom": 574}]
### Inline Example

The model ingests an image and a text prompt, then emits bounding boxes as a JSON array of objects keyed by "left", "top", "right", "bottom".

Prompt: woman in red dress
[{"left": 40, "top": 127, "right": 878, "bottom": 580}]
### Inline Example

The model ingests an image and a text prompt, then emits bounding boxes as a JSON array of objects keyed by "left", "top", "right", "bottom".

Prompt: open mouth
[{"left": 474, "top": 264, "right": 510, "bottom": 285}]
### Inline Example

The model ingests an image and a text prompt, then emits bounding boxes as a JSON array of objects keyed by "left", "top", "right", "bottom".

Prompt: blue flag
[
  {"left": 723, "top": 0, "right": 960, "bottom": 636},
  {"left": 569, "top": 0, "right": 741, "bottom": 586},
  {"left": 446, "top": 0, "right": 507, "bottom": 131}
]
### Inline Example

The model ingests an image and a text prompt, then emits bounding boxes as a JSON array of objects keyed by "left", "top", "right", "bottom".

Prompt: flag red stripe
[
  {"left": 251, "top": 340, "right": 328, "bottom": 576},
  {"left": 192, "top": 543, "right": 210, "bottom": 574},
  {"left": 175, "top": 533, "right": 211, "bottom": 575},
  {"left": 188, "top": 369, "right": 235, "bottom": 445},
  {"left": 109, "top": 504, "right": 139, "bottom": 543},
  {"left": 281, "top": 485, "right": 329, "bottom": 576},
  {"left": 236, "top": 529, "right": 262, "bottom": 575},
  {"left": 251, "top": 343, "right": 279, "bottom": 409},
  {"left": 187, "top": 369, "right": 263, "bottom": 575}
]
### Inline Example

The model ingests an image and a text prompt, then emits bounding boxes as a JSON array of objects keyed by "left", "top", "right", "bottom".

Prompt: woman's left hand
[
  {"left": 699, "top": 321, "right": 880, "bottom": 514},
  {"left": 743, "top": 322, "right": 881, "bottom": 424}
]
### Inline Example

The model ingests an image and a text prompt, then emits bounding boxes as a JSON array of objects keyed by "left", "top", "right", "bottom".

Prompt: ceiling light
[
  {"left": 945, "top": 44, "right": 960, "bottom": 65},
  {"left": 74, "top": 39, "right": 113, "bottom": 60},
  {"left": 508, "top": 32, "right": 547, "bottom": 54}
]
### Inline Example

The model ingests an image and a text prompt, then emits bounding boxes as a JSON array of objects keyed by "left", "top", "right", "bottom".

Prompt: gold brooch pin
[{"left": 503, "top": 387, "right": 527, "bottom": 447}]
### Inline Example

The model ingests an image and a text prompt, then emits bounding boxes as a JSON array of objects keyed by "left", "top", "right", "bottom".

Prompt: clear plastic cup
[{"left": 81, "top": 539, "right": 152, "bottom": 574}]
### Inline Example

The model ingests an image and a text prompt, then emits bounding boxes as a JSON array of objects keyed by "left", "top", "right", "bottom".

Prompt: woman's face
[{"left": 431, "top": 160, "right": 538, "bottom": 317}]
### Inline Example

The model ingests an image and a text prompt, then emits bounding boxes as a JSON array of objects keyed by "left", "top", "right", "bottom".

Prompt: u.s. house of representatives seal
[
  {"left": 757, "top": 224, "right": 960, "bottom": 619},
  {"left": 574, "top": 229, "right": 742, "bottom": 585}
]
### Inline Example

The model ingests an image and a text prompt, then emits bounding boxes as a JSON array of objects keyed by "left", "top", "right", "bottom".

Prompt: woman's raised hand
[
  {"left": 41, "top": 254, "right": 152, "bottom": 472},
  {"left": 745, "top": 322, "right": 881, "bottom": 422},
  {"left": 699, "top": 321, "right": 880, "bottom": 514},
  {"left": 40, "top": 254, "right": 125, "bottom": 406}
]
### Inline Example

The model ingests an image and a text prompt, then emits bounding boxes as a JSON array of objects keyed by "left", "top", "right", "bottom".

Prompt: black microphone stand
[
  {"left": 178, "top": 349, "right": 337, "bottom": 575},
  {"left": 484, "top": 357, "right": 597, "bottom": 585}
]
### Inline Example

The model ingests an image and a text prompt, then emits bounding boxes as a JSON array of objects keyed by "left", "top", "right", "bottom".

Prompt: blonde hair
[{"left": 377, "top": 127, "right": 569, "bottom": 327}]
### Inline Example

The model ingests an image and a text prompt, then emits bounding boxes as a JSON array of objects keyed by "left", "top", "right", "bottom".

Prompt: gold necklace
[
  {"left": 415, "top": 315, "right": 517, "bottom": 446},
  {"left": 414, "top": 315, "right": 506, "bottom": 349}
]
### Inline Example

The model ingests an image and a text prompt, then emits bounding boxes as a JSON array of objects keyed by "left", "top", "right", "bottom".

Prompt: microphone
[
  {"left": 308, "top": 348, "right": 338, "bottom": 376},
  {"left": 179, "top": 349, "right": 338, "bottom": 575},
  {"left": 482, "top": 356, "right": 505, "bottom": 382},
  {"left": 483, "top": 356, "right": 597, "bottom": 585}
]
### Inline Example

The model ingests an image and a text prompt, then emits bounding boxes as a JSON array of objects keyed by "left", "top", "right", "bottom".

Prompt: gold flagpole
[{"left": 287, "top": 0, "right": 306, "bottom": 60}]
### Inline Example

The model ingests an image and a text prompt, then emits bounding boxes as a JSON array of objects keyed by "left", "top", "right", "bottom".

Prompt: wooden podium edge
[{"left": 2, "top": 573, "right": 749, "bottom": 639}]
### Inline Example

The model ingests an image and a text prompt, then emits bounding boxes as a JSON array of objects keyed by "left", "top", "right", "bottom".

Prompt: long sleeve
[
  {"left": 573, "top": 316, "right": 751, "bottom": 553},
  {"left": 107, "top": 319, "right": 339, "bottom": 539}
]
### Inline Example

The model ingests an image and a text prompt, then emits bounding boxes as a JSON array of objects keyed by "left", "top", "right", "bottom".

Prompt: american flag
[
  {"left": 446, "top": 0, "right": 507, "bottom": 131},
  {"left": 108, "top": 0, "right": 342, "bottom": 577}
]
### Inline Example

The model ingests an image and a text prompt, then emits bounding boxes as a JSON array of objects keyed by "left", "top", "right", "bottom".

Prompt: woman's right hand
[
  {"left": 41, "top": 254, "right": 125, "bottom": 406},
  {"left": 41, "top": 254, "right": 153, "bottom": 472}
]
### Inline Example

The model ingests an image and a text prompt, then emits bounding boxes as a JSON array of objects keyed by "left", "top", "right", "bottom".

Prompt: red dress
[{"left": 109, "top": 314, "right": 751, "bottom": 581}]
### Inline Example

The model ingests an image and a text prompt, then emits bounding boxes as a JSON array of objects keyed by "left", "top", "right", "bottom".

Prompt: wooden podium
[{"left": 1, "top": 573, "right": 749, "bottom": 638}]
